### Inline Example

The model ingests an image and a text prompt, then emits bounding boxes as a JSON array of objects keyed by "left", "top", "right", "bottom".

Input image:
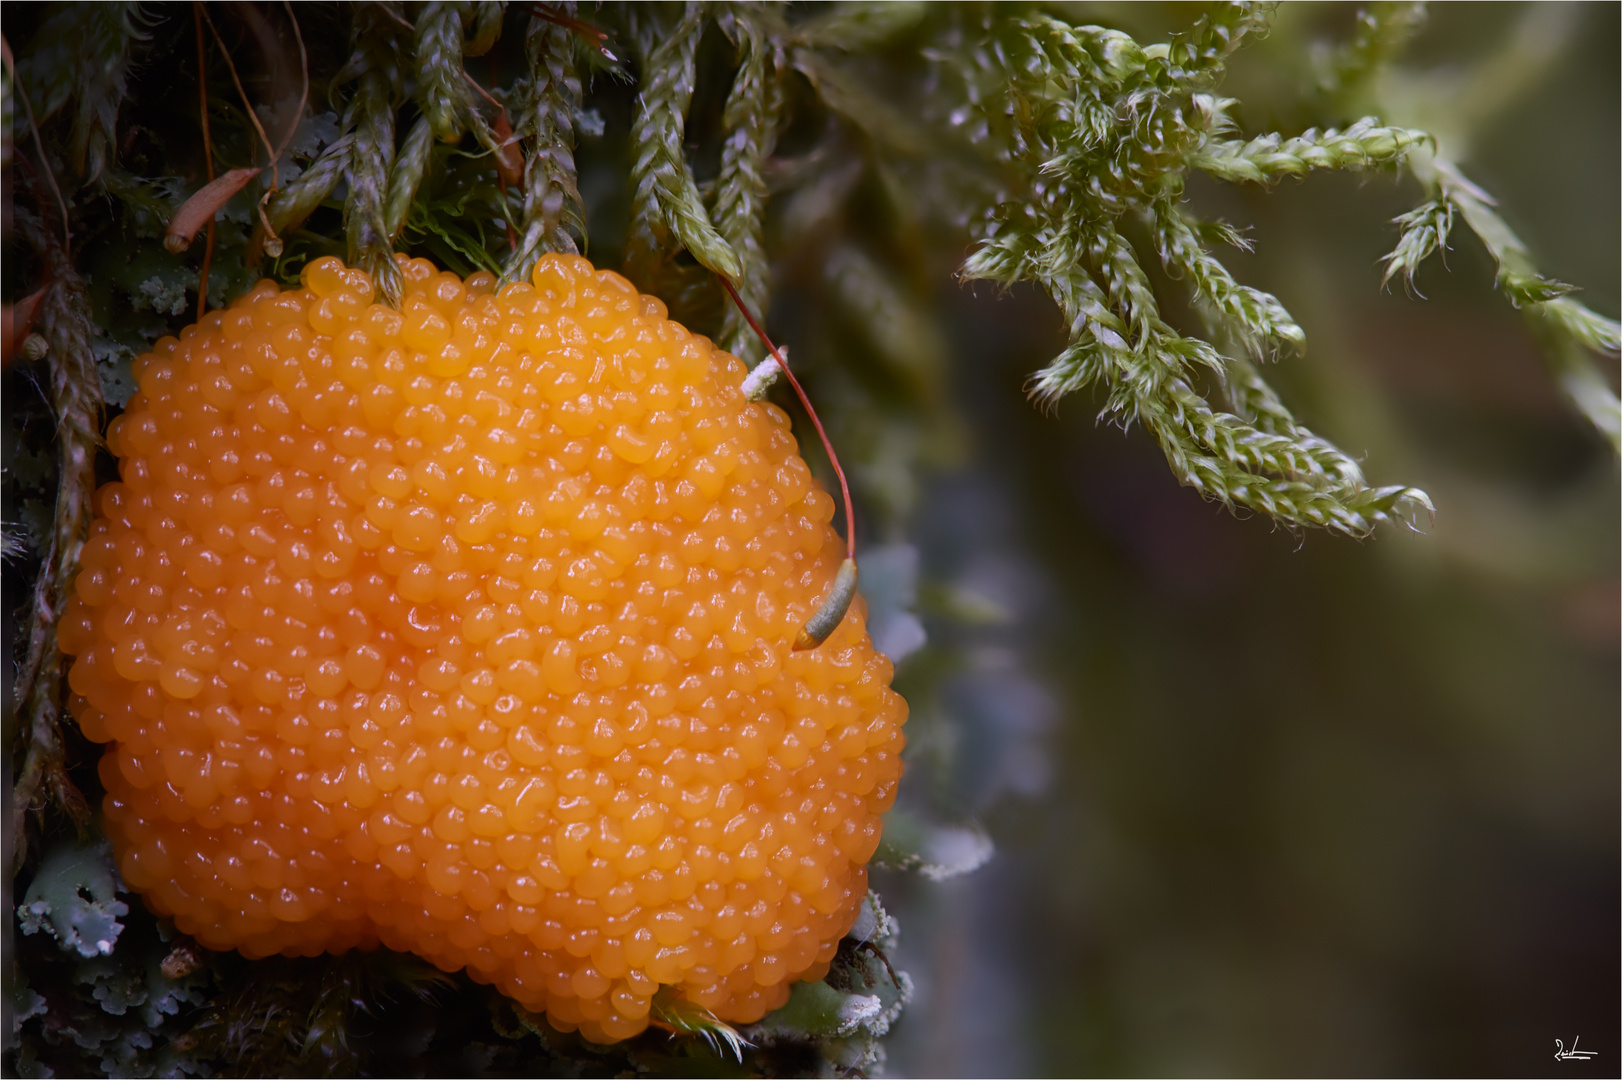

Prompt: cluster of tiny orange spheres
[{"left": 59, "top": 252, "right": 907, "bottom": 1043}]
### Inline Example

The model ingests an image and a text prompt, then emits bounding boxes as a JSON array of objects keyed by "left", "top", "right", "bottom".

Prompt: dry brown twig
[{"left": 168, "top": 3, "right": 310, "bottom": 268}]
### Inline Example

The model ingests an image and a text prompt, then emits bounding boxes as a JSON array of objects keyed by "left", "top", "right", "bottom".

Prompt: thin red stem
[
  {"left": 201, "top": 6, "right": 278, "bottom": 185},
  {"left": 462, "top": 69, "right": 504, "bottom": 111},
  {"left": 372, "top": 2, "right": 415, "bottom": 33},
  {"left": 194, "top": 4, "right": 216, "bottom": 319},
  {"left": 717, "top": 275, "right": 856, "bottom": 563},
  {"left": 1, "top": 37, "right": 71, "bottom": 253},
  {"left": 527, "top": 4, "right": 617, "bottom": 61},
  {"left": 277, "top": 2, "right": 309, "bottom": 165}
]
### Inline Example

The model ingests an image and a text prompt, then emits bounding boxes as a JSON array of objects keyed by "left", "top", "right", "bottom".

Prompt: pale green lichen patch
[{"left": 16, "top": 841, "right": 128, "bottom": 959}]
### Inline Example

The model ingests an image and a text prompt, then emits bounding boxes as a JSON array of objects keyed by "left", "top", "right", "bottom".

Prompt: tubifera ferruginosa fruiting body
[{"left": 58, "top": 253, "right": 906, "bottom": 1042}]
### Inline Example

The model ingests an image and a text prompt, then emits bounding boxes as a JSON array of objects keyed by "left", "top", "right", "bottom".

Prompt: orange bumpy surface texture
[{"left": 58, "top": 253, "right": 906, "bottom": 1042}]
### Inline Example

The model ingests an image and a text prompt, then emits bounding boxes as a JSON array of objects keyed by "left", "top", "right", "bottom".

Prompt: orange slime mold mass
[{"left": 58, "top": 254, "right": 906, "bottom": 1042}]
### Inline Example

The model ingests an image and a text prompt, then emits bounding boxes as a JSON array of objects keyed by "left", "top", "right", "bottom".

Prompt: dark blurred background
[{"left": 873, "top": 4, "right": 1619, "bottom": 1076}]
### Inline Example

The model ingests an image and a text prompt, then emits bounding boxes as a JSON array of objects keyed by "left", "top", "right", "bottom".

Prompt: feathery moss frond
[
  {"left": 651, "top": 986, "right": 750, "bottom": 1061},
  {"left": 1381, "top": 197, "right": 1453, "bottom": 291},
  {"left": 626, "top": 4, "right": 743, "bottom": 289},
  {"left": 262, "top": 133, "right": 353, "bottom": 241},
  {"left": 505, "top": 5, "right": 586, "bottom": 282},
  {"left": 1181, "top": 1, "right": 1275, "bottom": 73},
  {"left": 714, "top": 10, "right": 785, "bottom": 364},
  {"left": 1400, "top": 156, "right": 1622, "bottom": 448},
  {"left": 10, "top": 209, "right": 101, "bottom": 869},
  {"left": 13, "top": 3, "right": 143, "bottom": 184},
  {"left": 1192, "top": 117, "right": 1431, "bottom": 184},
  {"left": 342, "top": 7, "right": 407, "bottom": 304},
  {"left": 68, "top": 3, "right": 140, "bottom": 183},
  {"left": 415, "top": 2, "right": 479, "bottom": 143},
  {"left": 1426, "top": 158, "right": 1575, "bottom": 307},
  {"left": 1152, "top": 203, "right": 1304, "bottom": 355},
  {"left": 963, "top": 7, "right": 1432, "bottom": 535},
  {"left": 1538, "top": 319, "right": 1622, "bottom": 449},
  {"left": 1540, "top": 297, "right": 1622, "bottom": 357},
  {"left": 1323, "top": 1, "right": 1428, "bottom": 97},
  {"left": 384, "top": 116, "right": 435, "bottom": 240},
  {"left": 465, "top": 1, "right": 504, "bottom": 57}
]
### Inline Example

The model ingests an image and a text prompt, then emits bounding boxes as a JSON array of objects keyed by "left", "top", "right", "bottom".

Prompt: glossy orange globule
[{"left": 58, "top": 253, "right": 906, "bottom": 1042}]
